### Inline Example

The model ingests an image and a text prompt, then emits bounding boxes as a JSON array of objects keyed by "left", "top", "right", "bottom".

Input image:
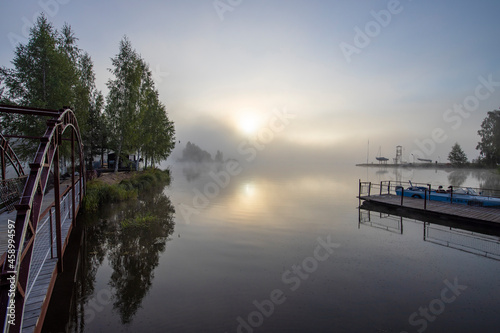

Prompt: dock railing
[{"left": 358, "top": 179, "right": 500, "bottom": 210}]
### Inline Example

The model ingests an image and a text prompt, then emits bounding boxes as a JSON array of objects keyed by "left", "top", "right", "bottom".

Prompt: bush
[{"left": 83, "top": 168, "right": 170, "bottom": 212}]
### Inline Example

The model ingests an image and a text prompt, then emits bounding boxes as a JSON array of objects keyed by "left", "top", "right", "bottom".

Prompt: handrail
[
  {"left": 359, "top": 179, "right": 500, "bottom": 211},
  {"left": 38, "top": 178, "right": 79, "bottom": 221},
  {"left": 360, "top": 180, "right": 500, "bottom": 199},
  {"left": 0, "top": 106, "right": 85, "bottom": 333}
]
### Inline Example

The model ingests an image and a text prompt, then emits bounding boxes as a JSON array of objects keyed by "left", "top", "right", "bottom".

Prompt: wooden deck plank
[
  {"left": 359, "top": 194, "right": 500, "bottom": 224},
  {"left": 23, "top": 301, "right": 44, "bottom": 313}
]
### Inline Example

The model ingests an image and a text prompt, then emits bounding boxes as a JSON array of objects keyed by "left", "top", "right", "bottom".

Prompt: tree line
[
  {"left": 0, "top": 15, "right": 175, "bottom": 172},
  {"left": 448, "top": 109, "right": 500, "bottom": 167},
  {"left": 179, "top": 141, "right": 225, "bottom": 164}
]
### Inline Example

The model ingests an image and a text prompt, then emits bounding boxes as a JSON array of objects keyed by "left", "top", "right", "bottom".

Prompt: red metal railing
[
  {"left": 0, "top": 133, "right": 25, "bottom": 180},
  {"left": 0, "top": 105, "right": 85, "bottom": 333}
]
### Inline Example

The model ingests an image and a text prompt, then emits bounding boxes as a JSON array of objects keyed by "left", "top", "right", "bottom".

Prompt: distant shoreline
[{"left": 355, "top": 163, "right": 494, "bottom": 170}]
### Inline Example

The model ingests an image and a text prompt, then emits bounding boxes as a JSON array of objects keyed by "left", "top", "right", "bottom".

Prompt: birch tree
[{"left": 105, "top": 37, "right": 143, "bottom": 172}]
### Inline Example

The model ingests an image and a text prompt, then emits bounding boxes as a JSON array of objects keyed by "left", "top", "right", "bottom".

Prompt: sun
[
  {"left": 236, "top": 109, "right": 263, "bottom": 136},
  {"left": 239, "top": 115, "right": 259, "bottom": 135}
]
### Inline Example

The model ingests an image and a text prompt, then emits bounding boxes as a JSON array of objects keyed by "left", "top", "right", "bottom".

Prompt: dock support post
[
  {"left": 368, "top": 182, "right": 371, "bottom": 197},
  {"left": 449, "top": 186, "right": 453, "bottom": 204},
  {"left": 54, "top": 144, "right": 63, "bottom": 273},
  {"left": 380, "top": 181, "right": 383, "bottom": 196},
  {"left": 400, "top": 188, "right": 404, "bottom": 206}
]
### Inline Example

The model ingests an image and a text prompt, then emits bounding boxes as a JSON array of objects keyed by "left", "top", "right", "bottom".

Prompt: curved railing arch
[
  {"left": 0, "top": 107, "right": 85, "bottom": 332},
  {"left": 0, "top": 133, "right": 25, "bottom": 178}
]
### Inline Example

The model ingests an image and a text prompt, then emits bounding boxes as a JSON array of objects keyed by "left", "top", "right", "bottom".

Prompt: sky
[{"left": 1, "top": 0, "right": 500, "bottom": 166}]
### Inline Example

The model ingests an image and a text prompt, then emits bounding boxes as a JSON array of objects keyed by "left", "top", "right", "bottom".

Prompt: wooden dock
[
  {"left": 359, "top": 194, "right": 500, "bottom": 226},
  {"left": 21, "top": 180, "right": 81, "bottom": 332}
]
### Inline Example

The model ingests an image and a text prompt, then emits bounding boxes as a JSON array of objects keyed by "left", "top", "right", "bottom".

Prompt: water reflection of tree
[
  {"left": 441, "top": 168, "right": 500, "bottom": 195},
  {"left": 72, "top": 185, "right": 175, "bottom": 329},
  {"left": 181, "top": 160, "right": 225, "bottom": 182},
  {"left": 106, "top": 190, "right": 175, "bottom": 323},
  {"left": 447, "top": 170, "right": 470, "bottom": 187},
  {"left": 470, "top": 169, "right": 500, "bottom": 195},
  {"left": 182, "top": 163, "right": 205, "bottom": 181}
]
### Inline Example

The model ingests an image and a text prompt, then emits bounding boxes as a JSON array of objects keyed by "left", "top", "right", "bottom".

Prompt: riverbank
[
  {"left": 93, "top": 171, "right": 135, "bottom": 185},
  {"left": 83, "top": 168, "right": 171, "bottom": 212}
]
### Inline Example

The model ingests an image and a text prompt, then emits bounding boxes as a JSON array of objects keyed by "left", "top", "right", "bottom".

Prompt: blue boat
[{"left": 395, "top": 182, "right": 500, "bottom": 208}]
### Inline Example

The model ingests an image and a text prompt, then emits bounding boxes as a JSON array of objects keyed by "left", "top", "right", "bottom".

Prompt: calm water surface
[{"left": 43, "top": 163, "right": 500, "bottom": 332}]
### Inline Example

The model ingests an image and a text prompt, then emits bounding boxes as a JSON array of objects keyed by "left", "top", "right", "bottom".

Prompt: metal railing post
[
  {"left": 424, "top": 189, "right": 427, "bottom": 210},
  {"left": 54, "top": 144, "right": 63, "bottom": 273},
  {"left": 49, "top": 207, "right": 53, "bottom": 259},
  {"left": 71, "top": 130, "right": 76, "bottom": 227},
  {"left": 358, "top": 179, "right": 361, "bottom": 206}
]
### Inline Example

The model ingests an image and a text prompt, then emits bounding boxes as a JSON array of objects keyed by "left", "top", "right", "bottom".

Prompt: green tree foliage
[
  {"left": 137, "top": 62, "right": 175, "bottom": 168},
  {"left": 0, "top": 67, "right": 8, "bottom": 104},
  {"left": 448, "top": 143, "right": 468, "bottom": 166},
  {"left": 476, "top": 110, "right": 500, "bottom": 166},
  {"left": 86, "top": 91, "right": 108, "bottom": 168},
  {"left": 105, "top": 37, "right": 143, "bottom": 172},
  {"left": 106, "top": 37, "right": 175, "bottom": 171},
  {"left": 1, "top": 16, "right": 174, "bottom": 168},
  {"left": 0, "top": 15, "right": 100, "bottom": 161}
]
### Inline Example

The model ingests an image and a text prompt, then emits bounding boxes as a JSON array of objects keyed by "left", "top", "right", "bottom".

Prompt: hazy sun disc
[{"left": 238, "top": 114, "right": 260, "bottom": 135}]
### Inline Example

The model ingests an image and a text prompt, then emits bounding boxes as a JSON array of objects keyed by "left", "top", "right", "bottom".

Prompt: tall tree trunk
[
  {"left": 114, "top": 139, "right": 122, "bottom": 173},
  {"left": 136, "top": 149, "right": 140, "bottom": 171},
  {"left": 100, "top": 148, "right": 105, "bottom": 169}
]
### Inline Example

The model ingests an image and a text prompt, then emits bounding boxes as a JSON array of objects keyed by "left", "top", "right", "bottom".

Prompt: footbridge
[{"left": 0, "top": 105, "right": 86, "bottom": 333}]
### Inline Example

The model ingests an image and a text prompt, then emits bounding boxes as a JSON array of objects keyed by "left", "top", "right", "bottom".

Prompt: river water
[{"left": 42, "top": 163, "right": 500, "bottom": 333}]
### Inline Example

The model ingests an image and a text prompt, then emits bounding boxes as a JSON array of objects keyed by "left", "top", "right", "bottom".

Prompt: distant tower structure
[{"left": 394, "top": 145, "right": 403, "bottom": 164}]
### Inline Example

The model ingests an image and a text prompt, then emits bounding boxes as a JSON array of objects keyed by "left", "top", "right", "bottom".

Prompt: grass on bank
[{"left": 83, "top": 168, "right": 171, "bottom": 212}]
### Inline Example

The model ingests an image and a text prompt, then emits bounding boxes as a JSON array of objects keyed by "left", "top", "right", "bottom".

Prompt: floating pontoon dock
[{"left": 358, "top": 180, "right": 500, "bottom": 227}]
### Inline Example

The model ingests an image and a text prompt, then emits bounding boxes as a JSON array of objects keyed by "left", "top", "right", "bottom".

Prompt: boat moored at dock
[{"left": 395, "top": 182, "right": 500, "bottom": 207}]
